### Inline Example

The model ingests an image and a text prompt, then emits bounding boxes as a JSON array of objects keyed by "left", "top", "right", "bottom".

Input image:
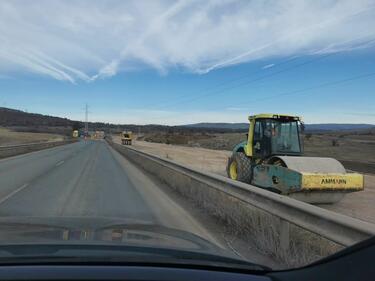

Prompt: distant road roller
[
  {"left": 227, "top": 114, "right": 363, "bottom": 204},
  {"left": 121, "top": 131, "right": 133, "bottom": 145}
]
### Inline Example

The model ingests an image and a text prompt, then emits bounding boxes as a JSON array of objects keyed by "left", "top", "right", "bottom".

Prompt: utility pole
[{"left": 84, "top": 103, "right": 89, "bottom": 136}]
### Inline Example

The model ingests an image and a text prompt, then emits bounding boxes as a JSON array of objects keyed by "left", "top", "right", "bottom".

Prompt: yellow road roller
[{"left": 227, "top": 114, "right": 364, "bottom": 204}]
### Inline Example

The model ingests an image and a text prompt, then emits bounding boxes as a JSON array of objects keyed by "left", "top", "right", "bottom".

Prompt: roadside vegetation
[
  {"left": 139, "top": 128, "right": 375, "bottom": 174},
  {"left": 0, "top": 127, "right": 64, "bottom": 146}
]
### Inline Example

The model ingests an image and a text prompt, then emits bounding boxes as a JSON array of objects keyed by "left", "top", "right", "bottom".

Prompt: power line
[
  {"left": 230, "top": 71, "right": 375, "bottom": 108},
  {"left": 157, "top": 55, "right": 301, "bottom": 107},
  {"left": 149, "top": 36, "right": 375, "bottom": 111},
  {"left": 157, "top": 53, "right": 334, "bottom": 110},
  {"left": 203, "top": 56, "right": 300, "bottom": 89},
  {"left": 152, "top": 56, "right": 307, "bottom": 110},
  {"left": 149, "top": 70, "right": 375, "bottom": 123}
]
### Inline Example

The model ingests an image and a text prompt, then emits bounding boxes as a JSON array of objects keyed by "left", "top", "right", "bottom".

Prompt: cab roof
[{"left": 248, "top": 113, "right": 301, "bottom": 121}]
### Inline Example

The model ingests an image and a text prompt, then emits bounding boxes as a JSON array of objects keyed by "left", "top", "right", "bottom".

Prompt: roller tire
[{"left": 227, "top": 152, "right": 253, "bottom": 183}]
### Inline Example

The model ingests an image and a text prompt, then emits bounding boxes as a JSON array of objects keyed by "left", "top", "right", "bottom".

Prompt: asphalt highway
[{"left": 0, "top": 140, "right": 217, "bottom": 241}]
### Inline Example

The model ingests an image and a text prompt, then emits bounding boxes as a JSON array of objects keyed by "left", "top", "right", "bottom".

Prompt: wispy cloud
[
  {"left": 262, "top": 64, "right": 275, "bottom": 70},
  {"left": 0, "top": 0, "right": 375, "bottom": 82}
]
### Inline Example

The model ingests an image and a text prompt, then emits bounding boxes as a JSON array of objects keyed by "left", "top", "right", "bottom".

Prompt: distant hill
[
  {"left": 184, "top": 122, "right": 375, "bottom": 131},
  {"left": 0, "top": 107, "right": 233, "bottom": 134},
  {"left": 304, "top": 124, "right": 375, "bottom": 131},
  {"left": 1, "top": 107, "right": 374, "bottom": 134},
  {"left": 0, "top": 107, "right": 73, "bottom": 127},
  {"left": 183, "top": 122, "right": 249, "bottom": 130}
]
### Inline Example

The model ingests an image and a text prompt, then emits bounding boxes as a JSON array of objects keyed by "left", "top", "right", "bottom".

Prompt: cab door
[{"left": 253, "top": 119, "right": 272, "bottom": 159}]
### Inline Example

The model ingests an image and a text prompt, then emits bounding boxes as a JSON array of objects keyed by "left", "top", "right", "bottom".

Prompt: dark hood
[
  {"left": 0, "top": 216, "right": 215, "bottom": 250},
  {"left": 0, "top": 217, "right": 266, "bottom": 270}
]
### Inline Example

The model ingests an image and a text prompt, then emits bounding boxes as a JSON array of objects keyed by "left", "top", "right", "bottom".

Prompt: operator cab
[{"left": 251, "top": 114, "right": 303, "bottom": 159}]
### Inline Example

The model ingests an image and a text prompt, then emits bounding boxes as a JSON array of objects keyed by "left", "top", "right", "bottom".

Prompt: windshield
[
  {"left": 0, "top": 0, "right": 374, "bottom": 272},
  {"left": 270, "top": 120, "right": 301, "bottom": 154}
]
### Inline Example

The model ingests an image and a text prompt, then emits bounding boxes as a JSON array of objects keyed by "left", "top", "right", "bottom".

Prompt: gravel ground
[{"left": 113, "top": 136, "right": 375, "bottom": 225}]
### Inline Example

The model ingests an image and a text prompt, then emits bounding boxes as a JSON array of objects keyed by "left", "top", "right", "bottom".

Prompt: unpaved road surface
[
  {"left": 125, "top": 137, "right": 232, "bottom": 176},
  {"left": 115, "top": 137, "right": 375, "bottom": 224}
]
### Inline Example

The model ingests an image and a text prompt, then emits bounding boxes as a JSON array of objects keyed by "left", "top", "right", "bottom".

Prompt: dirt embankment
[
  {"left": 0, "top": 127, "right": 64, "bottom": 146},
  {"left": 138, "top": 132, "right": 245, "bottom": 150},
  {"left": 114, "top": 135, "right": 231, "bottom": 176},
  {"left": 141, "top": 131, "right": 375, "bottom": 174},
  {"left": 113, "top": 135, "right": 375, "bottom": 225}
]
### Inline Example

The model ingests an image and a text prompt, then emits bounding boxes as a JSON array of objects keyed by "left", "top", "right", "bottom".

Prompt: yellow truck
[{"left": 121, "top": 131, "right": 133, "bottom": 145}]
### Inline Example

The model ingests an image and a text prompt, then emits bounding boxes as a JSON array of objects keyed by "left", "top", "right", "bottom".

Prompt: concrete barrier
[
  {"left": 0, "top": 140, "right": 76, "bottom": 159},
  {"left": 109, "top": 140, "right": 375, "bottom": 267}
]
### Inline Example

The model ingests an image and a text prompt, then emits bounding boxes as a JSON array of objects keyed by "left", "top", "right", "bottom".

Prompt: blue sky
[{"left": 0, "top": 0, "right": 375, "bottom": 125}]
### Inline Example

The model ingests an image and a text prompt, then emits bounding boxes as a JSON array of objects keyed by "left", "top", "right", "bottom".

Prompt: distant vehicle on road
[
  {"left": 72, "top": 130, "right": 79, "bottom": 138},
  {"left": 121, "top": 131, "right": 132, "bottom": 145},
  {"left": 93, "top": 131, "right": 105, "bottom": 139}
]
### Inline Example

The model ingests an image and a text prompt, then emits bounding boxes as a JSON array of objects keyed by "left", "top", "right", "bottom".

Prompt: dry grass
[
  {"left": 0, "top": 127, "right": 64, "bottom": 146},
  {"left": 141, "top": 131, "right": 375, "bottom": 173},
  {"left": 303, "top": 134, "right": 375, "bottom": 163}
]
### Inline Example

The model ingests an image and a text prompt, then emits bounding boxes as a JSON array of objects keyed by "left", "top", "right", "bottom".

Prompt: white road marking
[
  {"left": 0, "top": 183, "right": 29, "bottom": 204},
  {"left": 55, "top": 160, "right": 64, "bottom": 167}
]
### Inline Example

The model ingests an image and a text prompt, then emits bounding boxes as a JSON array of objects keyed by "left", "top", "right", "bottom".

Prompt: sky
[{"left": 0, "top": 0, "right": 375, "bottom": 125}]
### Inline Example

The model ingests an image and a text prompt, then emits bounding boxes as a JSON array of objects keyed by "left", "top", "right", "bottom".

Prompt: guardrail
[
  {"left": 0, "top": 140, "right": 76, "bottom": 159},
  {"left": 108, "top": 140, "right": 375, "bottom": 267}
]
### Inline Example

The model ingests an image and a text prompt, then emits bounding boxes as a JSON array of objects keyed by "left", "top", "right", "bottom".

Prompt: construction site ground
[{"left": 113, "top": 136, "right": 375, "bottom": 225}]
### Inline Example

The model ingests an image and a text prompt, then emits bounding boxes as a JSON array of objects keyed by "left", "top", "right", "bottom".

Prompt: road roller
[{"left": 227, "top": 113, "right": 364, "bottom": 204}]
